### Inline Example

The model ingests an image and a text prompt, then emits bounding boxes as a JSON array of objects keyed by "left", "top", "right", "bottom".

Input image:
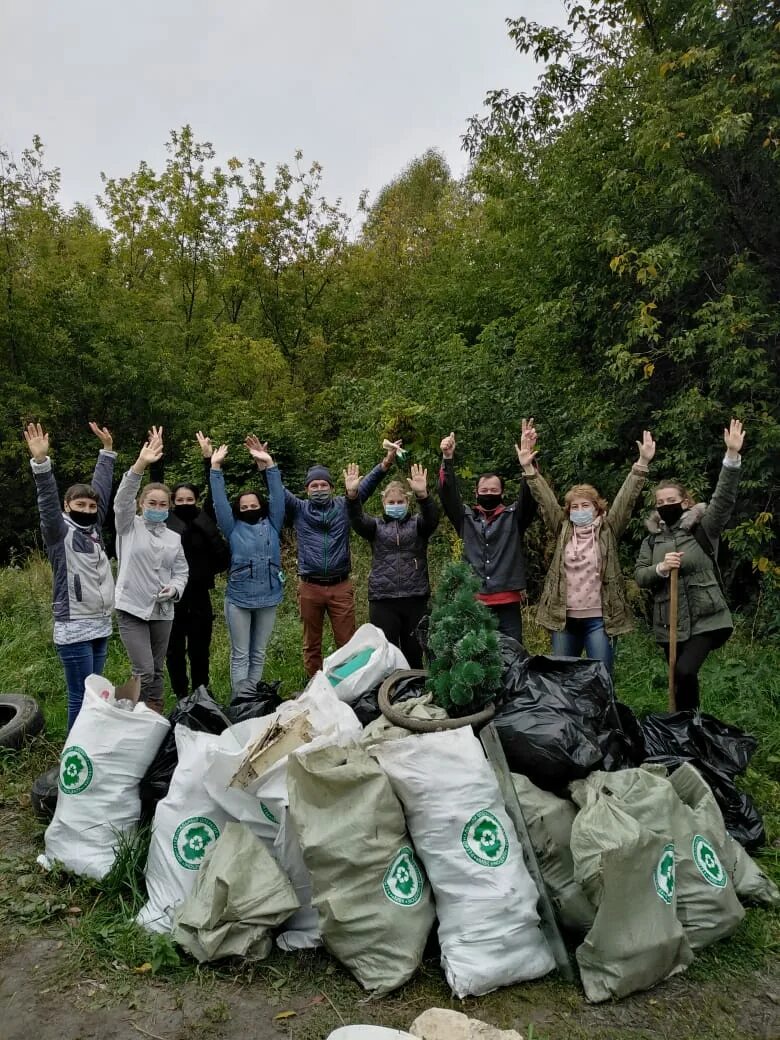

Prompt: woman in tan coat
[{"left": 516, "top": 422, "right": 655, "bottom": 673}]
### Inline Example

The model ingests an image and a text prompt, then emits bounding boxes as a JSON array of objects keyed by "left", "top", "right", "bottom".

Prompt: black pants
[
  {"left": 166, "top": 584, "right": 214, "bottom": 698},
  {"left": 369, "top": 596, "right": 429, "bottom": 669},
  {"left": 486, "top": 602, "right": 523, "bottom": 644},
  {"left": 662, "top": 627, "right": 731, "bottom": 711}
]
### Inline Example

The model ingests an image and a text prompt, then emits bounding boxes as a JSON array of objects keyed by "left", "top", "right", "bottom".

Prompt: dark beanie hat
[{"left": 305, "top": 465, "right": 334, "bottom": 487}]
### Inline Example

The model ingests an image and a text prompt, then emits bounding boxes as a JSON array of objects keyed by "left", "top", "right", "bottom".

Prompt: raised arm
[
  {"left": 437, "top": 432, "right": 465, "bottom": 534},
  {"left": 606, "top": 431, "right": 655, "bottom": 538},
  {"left": 208, "top": 444, "right": 235, "bottom": 538},
  {"left": 345, "top": 463, "right": 378, "bottom": 541},
  {"left": 700, "top": 419, "right": 744, "bottom": 543},
  {"left": 25, "top": 423, "right": 67, "bottom": 546},
  {"left": 407, "top": 464, "right": 440, "bottom": 538},
  {"left": 88, "top": 421, "right": 117, "bottom": 526},
  {"left": 195, "top": 431, "right": 217, "bottom": 520},
  {"left": 515, "top": 419, "right": 551, "bottom": 532},
  {"left": 115, "top": 429, "right": 164, "bottom": 534}
]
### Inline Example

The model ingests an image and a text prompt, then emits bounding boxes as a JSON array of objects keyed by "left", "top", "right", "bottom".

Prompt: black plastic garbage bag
[
  {"left": 31, "top": 765, "right": 59, "bottom": 821},
  {"left": 600, "top": 700, "right": 647, "bottom": 773},
  {"left": 351, "top": 675, "right": 428, "bottom": 728},
  {"left": 642, "top": 711, "right": 765, "bottom": 850},
  {"left": 492, "top": 654, "right": 644, "bottom": 791},
  {"left": 497, "top": 634, "right": 531, "bottom": 695},
  {"left": 140, "top": 686, "right": 230, "bottom": 818},
  {"left": 226, "top": 679, "right": 283, "bottom": 723}
]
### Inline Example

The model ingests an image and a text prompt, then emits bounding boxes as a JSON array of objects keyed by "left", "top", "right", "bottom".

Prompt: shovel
[{"left": 667, "top": 568, "right": 679, "bottom": 711}]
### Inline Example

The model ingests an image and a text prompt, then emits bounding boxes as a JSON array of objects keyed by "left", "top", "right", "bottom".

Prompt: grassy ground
[{"left": 1, "top": 552, "right": 779, "bottom": 1039}]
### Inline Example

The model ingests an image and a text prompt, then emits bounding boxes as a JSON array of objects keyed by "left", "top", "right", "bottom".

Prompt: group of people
[{"left": 25, "top": 415, "right": 746, "bottom": 731}]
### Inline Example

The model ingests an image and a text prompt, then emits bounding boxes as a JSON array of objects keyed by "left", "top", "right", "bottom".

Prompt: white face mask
[{"left": 570, "top": 508, "right": 594, "bottom": 527}]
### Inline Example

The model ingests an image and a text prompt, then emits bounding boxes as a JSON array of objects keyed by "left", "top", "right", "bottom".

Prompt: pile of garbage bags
[{"left": 36, "top": 624, "right": 778, "bottom": 1005}]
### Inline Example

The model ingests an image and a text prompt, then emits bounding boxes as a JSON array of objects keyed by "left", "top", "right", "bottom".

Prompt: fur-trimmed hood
[{"left": 645, "top": 501, "right": 707, "bottom": 535}]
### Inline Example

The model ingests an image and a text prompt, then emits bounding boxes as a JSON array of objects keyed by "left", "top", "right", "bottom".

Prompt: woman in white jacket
[{"left": 114, "top": 428, "right": 188, "bottom": 711}]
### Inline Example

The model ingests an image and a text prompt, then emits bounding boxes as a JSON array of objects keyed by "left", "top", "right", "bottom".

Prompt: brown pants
[{"left": 299, "top": 578, "right": 356, "bottom": 676}]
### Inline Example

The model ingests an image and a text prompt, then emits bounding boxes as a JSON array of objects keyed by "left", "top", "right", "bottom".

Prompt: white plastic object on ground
[{"left": 322, "top": 624, "right": 409, "bottom": 704}]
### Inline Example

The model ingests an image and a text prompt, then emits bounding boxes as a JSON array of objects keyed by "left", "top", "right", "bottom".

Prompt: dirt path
[{"left": 2, "top": 934, "right": 779, "bottom": 1040}]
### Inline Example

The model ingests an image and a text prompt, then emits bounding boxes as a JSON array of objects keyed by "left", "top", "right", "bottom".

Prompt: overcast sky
[{"left": 2, "top": 1, "right": 565, "bottom": 217}]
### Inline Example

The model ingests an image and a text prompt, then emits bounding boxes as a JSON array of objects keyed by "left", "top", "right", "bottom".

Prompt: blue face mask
[
  {"left": 385, "top": 503, "right": 408, "bottom": 521},
  {"left": 143, "top": 507, "right": 169, "bottom": 524},
  {"left": 570, "top": 508, "right": 594, "bottom": 527}
]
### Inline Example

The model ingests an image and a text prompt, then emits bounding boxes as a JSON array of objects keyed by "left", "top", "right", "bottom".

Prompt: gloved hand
[{"left": 156, "top": 586, "right": 177, "bottom": 602}]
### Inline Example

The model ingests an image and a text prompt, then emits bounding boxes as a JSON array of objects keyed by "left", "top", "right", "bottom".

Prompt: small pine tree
[{"left": 426, "top": 561, "right": 504, "bottom": 716}]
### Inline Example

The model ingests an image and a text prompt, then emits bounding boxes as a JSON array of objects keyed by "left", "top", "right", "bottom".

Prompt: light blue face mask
[
  {"left": 385, "top": 503, "right": 408, "bottom": 521},
  {"left": 143, "top": 507, "right": 169, "bottom": 524},
  {"left": 570, "top": 508, "right": 594, "bottom": 527}
]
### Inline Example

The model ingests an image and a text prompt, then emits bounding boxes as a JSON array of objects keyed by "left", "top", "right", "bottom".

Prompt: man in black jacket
[{"left": 438, "top": 428, "right": 537, "bottom": 642}]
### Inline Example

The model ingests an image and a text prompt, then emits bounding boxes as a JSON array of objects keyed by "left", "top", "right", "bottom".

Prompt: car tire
[{"left": 0, "top": 693, "right": 45, "bottom": 750}]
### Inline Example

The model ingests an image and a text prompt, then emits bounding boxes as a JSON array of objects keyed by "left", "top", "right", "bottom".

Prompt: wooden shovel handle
[{"left": 667, "top": 568, "right": 679, "bottom": 711}]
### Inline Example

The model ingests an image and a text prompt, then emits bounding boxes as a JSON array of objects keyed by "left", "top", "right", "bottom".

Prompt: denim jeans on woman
[
  {"left": 56, "top": 637, "right": 110, "bottom": 732},
  {"left": 224, "top": 600, "right": 278, "bottom": 694},
  {"left": 551, "top": 616, "right": 615, "bottom": 674}
]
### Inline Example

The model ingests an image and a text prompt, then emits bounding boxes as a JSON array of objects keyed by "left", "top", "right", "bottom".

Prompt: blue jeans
[
  {"left": 56, "top": 637, "right": 110, "bottom": 732},
  {"left": 224, "top": 600, "right": 278, "bottom": 694},
  {"left": 551, "top": 617, "right": 615, "bottom": 674}
]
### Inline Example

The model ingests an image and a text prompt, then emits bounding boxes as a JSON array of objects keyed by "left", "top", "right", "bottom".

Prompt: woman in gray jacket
[
  {"left": 346, "top": 463, "right": 439, "bottom": 667},
  {"left": 114, "top": 427, "right": 189, "bottom": 711}
]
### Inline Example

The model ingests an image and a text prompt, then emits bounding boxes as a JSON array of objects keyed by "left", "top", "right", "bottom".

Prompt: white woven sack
[
  {"left": 137, "top": 727, "right": 231, "bottom": 933},
  {"left": 323, "top": 624, "right": 409, "bottom": 704},
  {"left": 40, "top": 687, "right": 169, "bottom": 880},
  {"left": 371, "top": 727, "right": 554, "bottom": 997}
]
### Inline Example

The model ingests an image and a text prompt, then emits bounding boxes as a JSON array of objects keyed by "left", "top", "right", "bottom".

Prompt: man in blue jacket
[{"left": 281, "top": 442, "right": 400, "bottom": 676}]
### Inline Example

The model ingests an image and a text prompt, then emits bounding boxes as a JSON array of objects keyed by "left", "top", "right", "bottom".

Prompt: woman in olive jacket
[
  {"left": 634, "top": 419, "right": 745, "bottom": 710},
  {"left": 517, "top": 423, "right": 655, "bottom": 673},
  {"left": 346, "top": 462, "right": 439, "bottom": 667}
]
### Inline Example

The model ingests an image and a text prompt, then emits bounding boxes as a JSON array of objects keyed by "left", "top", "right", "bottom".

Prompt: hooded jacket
[
  {"left": 526, "top": 462, "right": 648, "bottom": 636},
  {"left": 348, "top": 493, "right": 440, "bottom": 600},
  {"left": 635, "top": 462, "right": 739, "bottom": 643},
  {"left": 284, "top": 464, "right": 387, "bottom": 579},
  {"left": 30, "top": 452, "right": 116, "bottom": 626}
]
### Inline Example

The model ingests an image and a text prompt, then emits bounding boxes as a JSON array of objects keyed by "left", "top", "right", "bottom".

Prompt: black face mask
[
  {"left": 658, "top": 503, "right": 684, "bottom": 527},
  {"left": 67, "top": 509, "right": 96, "bottom": 528},
  {"left": 174, "top": 504, "right": 199, "bottom": 523},
  {"left": 476, "top": 493, "right": 503, "bottom": 512},
  {"left": 240, "top": 508, "right": 263, "bottom": 525}
]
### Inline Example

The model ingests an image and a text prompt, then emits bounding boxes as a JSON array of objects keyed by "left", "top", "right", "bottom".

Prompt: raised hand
[
  {"left": 440, "top": 431, "right": 456, "bottom": 459},
  {"left": 196, "top": 431, "right": 213, "bottom": 459},
  {"left": 407, "top": 463, "right": 428, "bottom": 498},
  {"left": 724, "top": 418, "right": 745, "bottom": 457},
  {"left": 244, "top": 435, "right": 272, "bottom": 469},
  {"left": 343, "top": 462, "right": 361, "bottom": 498},
  {"left": 89, "top": 421, "right": 113, "bottom": 451},
  {"left": 24, "top": 422, "right": 49, "bottom": 463},
  {"left": 637, "top": 430, "right": 656, "bottom": 464},
  {"left": 211, "top": 444, "right": 229, "bottom": 469},
  {"left": 135, "top": 431, "right": 164, "bottom": 471},
  {"left": 520, "top": 417, "right": 537, "bottom": 452},
  {"left": 515, "top": 418, "right": 538, "bottom": 469}
]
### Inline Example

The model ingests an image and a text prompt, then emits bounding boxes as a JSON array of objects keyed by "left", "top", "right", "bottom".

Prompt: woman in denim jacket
[{"left": 209, "top": 439, "right": 284, "bottom": 694}]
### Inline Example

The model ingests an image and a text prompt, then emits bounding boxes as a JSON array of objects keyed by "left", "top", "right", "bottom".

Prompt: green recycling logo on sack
[
  {"left": 383, "top": 846, "right": 424, "bottom": 906},
  {"left": 692, "top": 834, "right": 727, "bottom": 888},
  {"left": 59, "top": 746, "right": 94, "bottom": 795},
  {"left": 654, "top": 842, "right": 676, "bottom": 904},
  {"left": 462, "top": 809, "right": 509, "bottom": 867},
  {"left": 173, "top": 816, "right": 221, "bottom": 869}
]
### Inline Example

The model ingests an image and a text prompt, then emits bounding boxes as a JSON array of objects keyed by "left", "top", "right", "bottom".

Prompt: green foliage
[{"left": 426, "top": 562, "right": 503, "bottom": 715}]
